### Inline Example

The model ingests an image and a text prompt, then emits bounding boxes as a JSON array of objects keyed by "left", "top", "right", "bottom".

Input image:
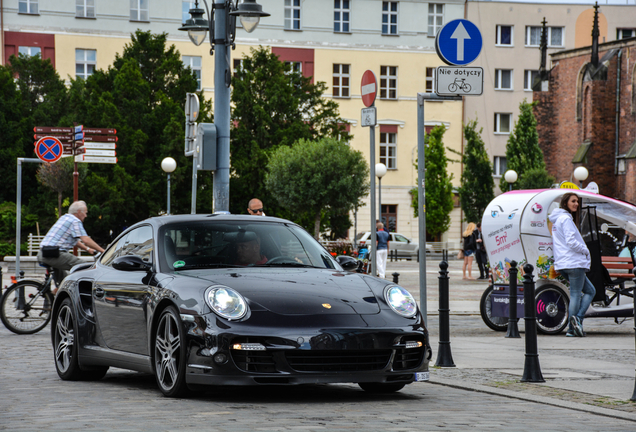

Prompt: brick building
[{"left": 534, "top": 33, "right": 636, "bottom": 203}]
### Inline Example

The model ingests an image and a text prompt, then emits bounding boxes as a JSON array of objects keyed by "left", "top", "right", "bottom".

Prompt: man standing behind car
[
  {"left": 37, "top": 200, "right": 104, "bottom": 286},
  {"left": 376, "top": 222, "right": 390, "bottom": 278}
]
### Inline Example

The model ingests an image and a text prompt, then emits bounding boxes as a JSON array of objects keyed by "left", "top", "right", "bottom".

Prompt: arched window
[
  {"left": 583, "top": 85, "right": 593, "bottom": 140},
  {"left": 576, "top": 64, "right": 587, "bottom": 121}
]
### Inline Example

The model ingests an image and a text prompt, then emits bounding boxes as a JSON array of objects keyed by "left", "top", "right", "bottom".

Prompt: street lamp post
[
  {"left": 573, "top": 166, "right": 589, "bottom": 189},
  {"left": 504, "top": 169, "right": 518, "bottom": 191},
  {"left": 180, "top": 0, "right": 269, "bottom": 213},
  {"left": 161, "top": 157, "right": 177, "bottom": 214},
  {"left": 375, "top": 163, "right": 387, "bottom": 227}
]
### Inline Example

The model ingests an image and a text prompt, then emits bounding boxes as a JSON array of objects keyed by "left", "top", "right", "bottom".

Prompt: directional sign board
[
  {"left": 435, "top": 66, "right": 484, "bottom": 96},
  {"left": 35, "top": 136, "right": 63, "bottom": 163},
  {"left": 435, "top": 19, "right": 483, "bottom": 66},
  {"left": 361, "top": 107, "right": 376, "bottom": 127},
  {"left": 360, "top": 70, "right": 377, "bottom": 107},
  {"left": 75, "top": 155, "right": 117, "bottom": 164}
]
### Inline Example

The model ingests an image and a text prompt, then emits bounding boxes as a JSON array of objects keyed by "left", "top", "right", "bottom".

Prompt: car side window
[
  {"left": 100, "top": 235, "right": 127, "bottom": 267},
  {"left": 121, "top": 226, "right": 154, "bottom": 263},
  {"left": 394, "top": 234, "right": 408, "bottom": 243}
]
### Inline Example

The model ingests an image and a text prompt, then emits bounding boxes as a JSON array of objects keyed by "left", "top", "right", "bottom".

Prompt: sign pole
[
  {"left": 15, "top": 158, "right": 44, "bottom": 278},
  {"left": 361, "top": 70, "right": 378, "bottom": 276},
  {"left": 417, "top": 95, "right": 427, "bottom": 326},
  {"left": 370, "top": 125, "right": 377, "bottom": 277}
]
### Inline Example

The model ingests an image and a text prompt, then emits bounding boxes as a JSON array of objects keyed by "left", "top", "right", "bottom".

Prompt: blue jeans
[{"left": 559, "top": 268, "right": 596, "bottom": 332}]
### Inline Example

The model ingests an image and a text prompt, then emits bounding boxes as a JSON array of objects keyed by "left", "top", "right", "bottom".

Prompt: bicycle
[
  {"left": 448, "top": 78, "right": 472, "bottom": 93},
  {"left": 0, "top": 265, "right": 57, "bottom": 334}
]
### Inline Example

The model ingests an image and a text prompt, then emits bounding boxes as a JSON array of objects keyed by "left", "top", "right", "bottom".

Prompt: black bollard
[
  {"left": 435, "top": 261, "right": 455, "bottom": 367},
  {"left": 520, "top": 264, "right": 545, "bottom": 382},
  {"left": 392, "top": 272, "right": 400, "bottom": 284},
  {"left": 506, "top": 260, "right": 521, "bottom": 338}
]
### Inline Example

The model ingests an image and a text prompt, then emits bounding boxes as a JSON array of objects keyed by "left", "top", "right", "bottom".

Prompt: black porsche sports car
[{"left": 51, "top": 214, "right": 432, "bottom": 397}]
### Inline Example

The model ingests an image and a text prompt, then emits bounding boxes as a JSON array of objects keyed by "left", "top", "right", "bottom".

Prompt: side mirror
[
  {"left": 112, "top": 255, "right": 152, "bottom": 272},
  {"left": 336, "top": 255, "right": 358, "bottom": 272}
]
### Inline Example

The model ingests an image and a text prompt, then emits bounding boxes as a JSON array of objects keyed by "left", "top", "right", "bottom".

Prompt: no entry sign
[
  {"left": 361, "top": 70, "right": 377, "bottom": 107},
  {"left": 34, "top": 136, "right": 63, "bottom": 163}
]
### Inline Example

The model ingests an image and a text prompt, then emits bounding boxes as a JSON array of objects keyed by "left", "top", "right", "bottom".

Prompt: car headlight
[
  {"left": 205, "top": 286, "right": 248, "bottom": 320},
  {"left": 384, "top": 285, "right": 418, "bottom": 318}
]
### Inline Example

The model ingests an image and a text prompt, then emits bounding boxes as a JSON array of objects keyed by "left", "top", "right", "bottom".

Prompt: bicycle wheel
[
  {"left": 535, "top": 285, "right": 569, "bottom": 335},
  {"left": 0, "top": 281, "right": 53, "bottom": 334},
  {"left": 479, "top": 286, "right": 508, "bottom": 332},
  {"left": 448, "top": 83, "right": 459, "bottom": 92}
]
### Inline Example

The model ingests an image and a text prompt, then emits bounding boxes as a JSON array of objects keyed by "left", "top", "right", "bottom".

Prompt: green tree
[
  {"left": 500, "top": 100, "right": 554, "bottom": 191},
  {"left": 36, "top": 158, "right": 87, "bottom": 218},
  {"left": 410, "top": 125, "right": 454, "bottom": 239},
  {"left": 265, "top": 138, "right": 369, "bottom": 239},
  {"left": 458, "top": 120, "right": 494, "bottom": 223},
  {"left": 231, "top": 46, "right": 351, "bottom": 218}
]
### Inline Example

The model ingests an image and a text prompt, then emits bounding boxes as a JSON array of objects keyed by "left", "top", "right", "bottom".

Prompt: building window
[
  {"left": 19, "top": 46, "right": 41, "bottom": 57},
  {"left": 427, "top": 3, "right": 444, "bottom": 37},
  {"left": 425, "top": 67, "right": 436, "bottom": 93},
  {"left": 332, "top": 64, "right": 350, "bottom": 98},
  {"left": 382, "top": 2, "right": 398, "bottom": 35},
  {"left": 494, "top": 113, "right": 512, "bottom": 133},
  {"left": 285, "top": 0, "right": 301, "bottom": 30},
  {"left": 130, "top": 0, "right": 149, "bottom": 22},
  {"left": 617, "top": 28, "right": 636, "bottom": 39},
  {"left": 76, "top": 49, "right": 96, "bottom": 80},
  {"left": 380, "top": 66, "right": 397, "bottom": 99},
  {"left": 493, "top": 156, "right": 507, "bottom": 177},
  {"left": 381, "top": 204, "right": 397, "bottom": 232},
  {"left": 496, "top": 25, "right": 513, "bottom": 46},
  {"left": 334, "top": 0, "right": 350, "bottom": 33},
  {"left": 285, "top": 61, "right": 302, "bottom": 75},
  {"left": 494, "top": 69, "right": 513, "bottom": 90},
  {"left": 524, "top": 70, "right": 539, "bottom": 91},
  {"left": 19, "top": 0, "right": 38, "bottom": 14},
  {"left": 183, "top": 56, "right": 202, "bottom": 90},
  {"left": 380, "top": 132, "right": 397, "bottom": 169},
  {"left": 182, "top": 1, "right": 195, "bottom": 24},
  {"left": 526, "top": 26, "right": 564, "bottom": 47},
  {"left": 76, "top": 0, "right": 95, "bottom": 18}
]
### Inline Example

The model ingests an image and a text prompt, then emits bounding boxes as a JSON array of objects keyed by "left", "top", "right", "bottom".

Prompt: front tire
[
  {"left": 535, "top": 285, "right": 569, "bottom": 335},
  {"left": 359, "top": 382, "right": 406, "bottom": 393},
  {"left": 154, "top": 306, "right": 188, "bottom": 397},
  {"left": 479, "top": 286, "right": 508, "bottom": 332},
  {"left": 1, "top": 281, "right": 53, "bottom": 334}
]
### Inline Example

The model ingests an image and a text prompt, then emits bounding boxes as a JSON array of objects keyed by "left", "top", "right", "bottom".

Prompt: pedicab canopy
[{"left": 481, "top": 189, "right": 636, "bottom": 286}]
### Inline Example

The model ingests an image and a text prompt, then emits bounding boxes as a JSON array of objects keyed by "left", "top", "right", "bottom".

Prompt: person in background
[
  {"left": 247, "top": 198, "right": 265, "bottom": 216},
  {"left": 549, "top": 192, "right": 595, "bottom": 337},
  {"left": 462, "top": 222, "right": 477, "bottom": 280},
  {"left": 37, "top": 201, "right": 104, "bottom": 289},
  {"left": 475, "top": 223, "right": 488, "bottom": 279},
  {"left": 376, "top": 222, "right": 390, "bottom": 279}
]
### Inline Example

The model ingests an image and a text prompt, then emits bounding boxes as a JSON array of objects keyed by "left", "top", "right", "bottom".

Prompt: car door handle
[{"left": 94, "top": 287, "right": 105, "bottom": 298}]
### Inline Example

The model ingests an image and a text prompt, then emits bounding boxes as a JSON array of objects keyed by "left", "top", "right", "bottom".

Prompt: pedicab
[{"left": 479, "top": 188, "right": 635, "bottom": 334}]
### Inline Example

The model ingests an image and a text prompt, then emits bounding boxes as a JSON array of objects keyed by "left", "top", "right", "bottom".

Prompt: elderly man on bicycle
[{"left": 37, "top": 200, "right": 105, "bottom": 287}]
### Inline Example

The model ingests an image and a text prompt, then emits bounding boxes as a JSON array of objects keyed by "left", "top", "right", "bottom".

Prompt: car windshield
[{"left": 159, "top": 221, "right": 338, "bottom": 272}]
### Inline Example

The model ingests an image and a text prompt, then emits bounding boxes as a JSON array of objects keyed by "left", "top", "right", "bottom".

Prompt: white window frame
[
  {"left": 617, "top": 28, "right": 636, "bottom": 39},
  {"left": 494, "top": 69, "right": 513, "bottom": 91},
  {"left": 525, "top": 26, "right": 564, "bottom": 48},
  {"left": 284, "top": 0, "right": 301, "bottom": 30},
  {"left": 19, "top": 0, "right": 38, "bottom": 14},
  {"left": 332, "top": 64, "right": 350, "bottom": 98},
  {"left": 380, "top": 132, "right": 397, "bottom": 169},
  {"left": 334, "top": 0, "right": 350, "bottom": 33},
  {"left": 524, "top": 70, "right": 539, "bottom": 91},
  {"left": 76, "top": 49, "right": 96, "bottom": 80},
  {"left": 496, "top": 25, "right": 513, "bottom": 46},
  {"left": 285, "top": 61, "right": 302, "bottom": 75},
  {"left": 18, "top": 46, "right": 41, "bottom": 57},
  {"left": 427, "top": 3, "right": 444, "bottom": 37},
  {"left": 76, "top": 0, "right": 95, "bottom": 18},
  {"left": 494, "top": 113, "right": 512, "bottom": 134},
  {"left": 380, "top": 66, "right": 398, "bottom": 100},
  {"left": 425, "top": 67, "right": 436, "bottom": 93},
  {"left": 493, "top": 156, "right": 507, "bottom": 177},
  {"left": 130, "top": 0, "right": 149, "bottom": 22},
  {"left": 182, "top": 55, "right": 202, "bottom": 91},
  {"left": 382, "top": 1, "right": 398, "bottom": 36}
]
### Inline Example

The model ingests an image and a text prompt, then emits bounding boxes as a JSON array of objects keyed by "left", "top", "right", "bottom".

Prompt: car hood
[{"left": 183, "top": 268, "right": 382, "bottom": 315}]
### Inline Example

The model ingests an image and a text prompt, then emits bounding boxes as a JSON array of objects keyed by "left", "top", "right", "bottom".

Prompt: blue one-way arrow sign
[{"left": 435, "top": 19, "right": 482, "bottom": 66}]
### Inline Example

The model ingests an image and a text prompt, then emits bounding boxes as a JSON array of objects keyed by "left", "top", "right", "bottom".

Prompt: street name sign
[
  {"left": 83, "top": 143, "right": 116, "bottom": 150},
  {"left": 361, "top": 107, "right": 377, "bottom": 127},
  {"left": 75, "top": 155, "right": 117, "bottom": 164},
  {"left": 360, "top": 70, "right": 377, "bottom": 107},
  {"left": 435, "top": 19, "right": 483, "bottom": 66},
  {"left": 34, "top": 136, "right": 63, "bottom": 163},
  {"left": 435, "top": 66, "right": 484, "bottom": 96},
  {"left": 84, "top": 149, "right": 116, "bottom": 157}
]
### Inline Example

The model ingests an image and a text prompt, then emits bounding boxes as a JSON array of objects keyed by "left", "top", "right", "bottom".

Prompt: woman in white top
[{"left": 548, "top": 193, "right": 596, "bottom": 337}]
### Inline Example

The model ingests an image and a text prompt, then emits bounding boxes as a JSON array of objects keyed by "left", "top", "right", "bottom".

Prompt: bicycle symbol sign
[{"left": 435, "top": 66, "right": 483, "bottom": 96}]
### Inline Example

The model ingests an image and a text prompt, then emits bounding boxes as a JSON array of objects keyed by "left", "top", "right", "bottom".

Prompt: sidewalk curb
[{"left": 430, "top": 377, "right": 636, "bottom": 423}]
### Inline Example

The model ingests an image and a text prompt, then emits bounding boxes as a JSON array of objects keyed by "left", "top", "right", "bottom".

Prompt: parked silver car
[{"left": 354, "top": 231, "right": 420, "bottom": 259}]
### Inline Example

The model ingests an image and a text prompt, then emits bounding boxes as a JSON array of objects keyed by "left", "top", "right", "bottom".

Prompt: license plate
[{"left": 415, "top": 372, "right": 429, "bottom": 382}]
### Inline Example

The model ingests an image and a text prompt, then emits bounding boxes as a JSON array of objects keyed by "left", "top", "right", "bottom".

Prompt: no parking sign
[{"left": 34, "top": 136, "right": 63, "bottom": 163}]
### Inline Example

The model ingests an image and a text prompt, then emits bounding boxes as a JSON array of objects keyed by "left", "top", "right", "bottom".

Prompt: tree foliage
[
  {"left": 458, "top": 120, "right": 494, "bottom": 223},
  {"left": 36, "top": 158, "right": 87, "bottom": 218},
  {"left": 265, "top": 138, "right": 369, "bottom": 239},
  {"left": 410, "top": 125, "right": 454, "bottom": 239},
  {"left": 500, "top": 100, "right": 554, "bottom": 191},
  {"left": 231, "top": 46, "right": 351, "bottom": 220}
]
